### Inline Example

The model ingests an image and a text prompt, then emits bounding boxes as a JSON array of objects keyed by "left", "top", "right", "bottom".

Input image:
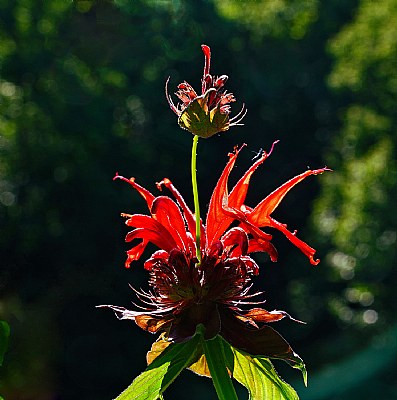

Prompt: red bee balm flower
[
  {"left": 166, "top": 45, "right": 246, "bottom": 138},
  {"left": 103, "top": 143, "right": 329, "bottom": 367}
]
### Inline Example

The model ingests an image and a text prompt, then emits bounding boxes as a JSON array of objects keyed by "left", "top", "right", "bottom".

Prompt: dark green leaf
[
  {"left": 114, "top": 326, "right": 203, "bottom": 400},
  {"left": 0, "top": 321, "right": 10, "bottom": 366},
  {"left": 203, "top": 336, "right": 238, "bottom": 400}
]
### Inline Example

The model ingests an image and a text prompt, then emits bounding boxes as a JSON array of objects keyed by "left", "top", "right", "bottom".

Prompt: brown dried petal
[
  {"left": 135, "top": 314, "right": 174, "bottom": 333},
  {"left": 239, "top": 308, "right": 292, "bottom": 323}
]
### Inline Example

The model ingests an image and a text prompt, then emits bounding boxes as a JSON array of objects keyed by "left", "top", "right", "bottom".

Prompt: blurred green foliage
[
  {"left": 311, "top": 0, "right": 397, "bottom": 337},
  {"left": 0, "top": 0, "right": 396, "bottom": 399},
  {"left": 0, "top": 321, "right": 10, "bottom": 366},
  {"left": 215, "top": 0, "right": 319, "bottom": 39}
]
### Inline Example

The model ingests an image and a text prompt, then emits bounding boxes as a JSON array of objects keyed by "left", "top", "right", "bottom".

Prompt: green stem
[
  {"left": 203, "top": 337, "right": 238, "bottom": 400},
  {"left": 191, "top": 134, "right": 202, "bottom": 264}
]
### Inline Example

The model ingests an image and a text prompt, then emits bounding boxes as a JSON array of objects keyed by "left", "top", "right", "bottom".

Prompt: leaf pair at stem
[{"left": 115, "top": 325, "right": 305, "bottom": 400}]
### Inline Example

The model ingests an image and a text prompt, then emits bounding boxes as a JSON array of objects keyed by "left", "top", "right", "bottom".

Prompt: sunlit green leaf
[
  {"left": 115, "top": 327, "right": 203, "bottom": 400},
  {"left": 0, "top": 321, "right": 10, "bottom": 366},
  {"left": 220, "top": 336, "right": 301, "bottom": 400}
]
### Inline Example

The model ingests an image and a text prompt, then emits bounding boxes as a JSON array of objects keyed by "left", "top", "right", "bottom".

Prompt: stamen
[
  {"left": 230, "top": 104, "right": 248, "bottom": 126},
  {"left": 165, "top": 77, "right": 180, "bottom": 115}
]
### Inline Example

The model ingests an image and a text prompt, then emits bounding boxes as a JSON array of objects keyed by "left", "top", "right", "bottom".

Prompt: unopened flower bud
[{"left": 166, "top": 45, "right": 246, "bottom": 138}]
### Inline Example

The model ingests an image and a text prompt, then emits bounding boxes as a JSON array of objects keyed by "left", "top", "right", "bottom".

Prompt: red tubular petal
[
  {"left": 144, "top": 250, "right": 169, "bottom": 271},
  {"left": 125, "top": 240, "right": 148, "bottom": 267},
  {"left": 239, "top": 256, "right": 260, "bottom": 275},
  {"left": 206, "top": 145, "right": 246, "bottom": 248},
  {"left": 178, "top": 81, "right": 197, "bottom": 100},
  {"left": 157, "top": 178, "right": 205, "bottom": 250},
  {"left": 208, "top": 241, "right": 223, "bottom": 258},
  {"left": 236, "top": 219, "right": 273, "bottom": 242},
  {"left": 176, "top": 91, "right": 191, "bottom": 104},
  {"left": 247, "top": 237, "right": 278, "bottom": 262},
  {"left": 268, "top": 218, "right": 320, "bottom": 265},
  {"left": 206, "top": 143, "right": 278, "bottom": 249},
  {"left": 228, "top": 141, "right": 278, "bottom": 209},
  {"left": 201, "top": 44, "right": 211, "bottom": 94},
  {"left": 214, "top": 75, "right": 228, "bottom": 88},
  {"left": 113, "top": 174, "right": 155, "bottom": 210},
  {"left": 125, "top": 214, "right": 163, "bottom": 229},
  {"left": 244, "top": 166, "right": 329, "bottom": 265},
  {"left": 124, "top": 227, "right": 172, "bottom": 250},
  {"left": 248, "top": 167, "right": 330, "bottom": 225},
  {"left": 151, "top": 196, "right": 194, "bottom": 254},
  {"left": 221, "top": 227, "right": 249, "bottom": 256},
  {"left": 125, "top": 215, "right": 177, "bottom": 252}
]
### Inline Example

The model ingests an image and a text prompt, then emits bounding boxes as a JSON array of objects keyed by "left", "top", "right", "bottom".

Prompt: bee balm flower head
[{"left": 101, "top": 143, "right": 329, "bottom": 366}]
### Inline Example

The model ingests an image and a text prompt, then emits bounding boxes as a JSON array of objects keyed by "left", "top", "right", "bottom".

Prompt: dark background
[{"left": 1, "top": 0, "right": 396, "bottom": 399}]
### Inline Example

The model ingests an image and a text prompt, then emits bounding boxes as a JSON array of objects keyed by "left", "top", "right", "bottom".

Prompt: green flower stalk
[
  {"left": 167, "top": 44, "right": 247, "bottom": 265},
  {"left": 191, "top": 134, "right": 201, "bottom": 264}
]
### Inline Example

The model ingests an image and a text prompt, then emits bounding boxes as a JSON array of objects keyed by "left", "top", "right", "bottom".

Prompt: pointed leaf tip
[
  {"left": 219, "top": 336, "right": 302, "bottom": 400},
  {"left": 114, "top": 327, "right": 204, "bottom": 400}
]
